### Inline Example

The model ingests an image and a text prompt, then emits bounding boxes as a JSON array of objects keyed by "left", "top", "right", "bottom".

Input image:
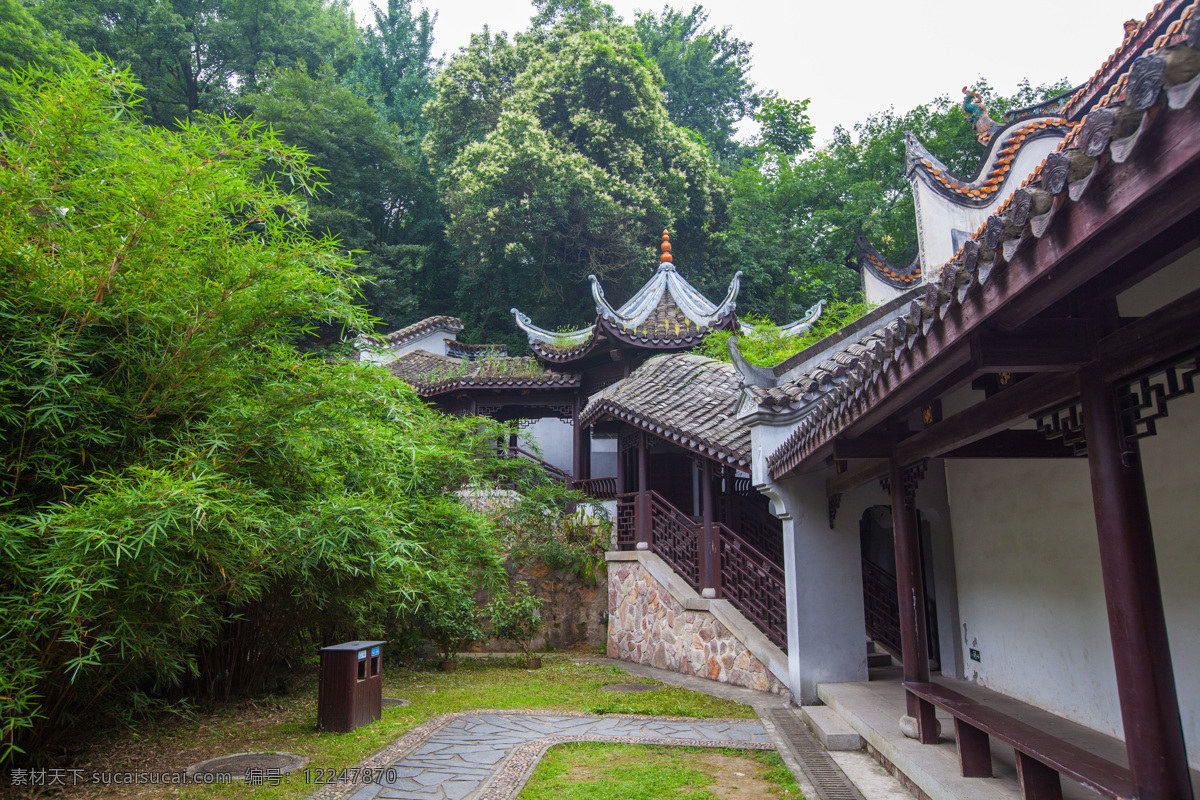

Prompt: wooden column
[
  {"left": 616, "top": 436, "right": 626, "bottom": 494},
  {"left": 571, "top": 397, "right": 584, "bottom": 483},
  {"left": 701, "top": 458, "right": 716, "bottom": 597},
  {"left": 726, "top": 465, "right": 740, "bottom": 531},
  {"left": 890, "top": 458, "right": 938, "bottom": 744},
  {"left": 579, "top": 424, "right": 591, "bottom": 481},
  {"left": 1079, "top": 365, "right": 1193, "bottom": 800},
  {"left": 637, "top": 431, "right": 650, "bottom": 550}
]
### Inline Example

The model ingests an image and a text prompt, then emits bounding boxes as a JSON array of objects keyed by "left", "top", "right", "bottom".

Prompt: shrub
[{"left": 489, "top": 583, "right": 544, "bottom": 658}]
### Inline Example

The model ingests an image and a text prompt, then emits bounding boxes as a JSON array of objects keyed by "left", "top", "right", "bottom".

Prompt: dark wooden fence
[{"left": 616, "top": 491, "right": 787, "bottom": 650}]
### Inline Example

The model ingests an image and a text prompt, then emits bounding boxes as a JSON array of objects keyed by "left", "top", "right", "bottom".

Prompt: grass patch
[
  {"left": 517, "top": 742, "right": 803, "bottom": 800},
  {"left": 48, "top": 656, "right": 755, "bottom": 800}
]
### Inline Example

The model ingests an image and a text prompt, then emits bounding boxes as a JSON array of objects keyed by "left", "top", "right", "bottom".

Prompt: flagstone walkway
[{"left": 307, "top": 710, "right": 773, "bottom": 800}]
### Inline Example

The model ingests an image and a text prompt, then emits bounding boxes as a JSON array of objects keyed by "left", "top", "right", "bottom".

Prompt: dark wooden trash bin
[{"left": 317, "top": 640, "right": 385, "bottom": 732}]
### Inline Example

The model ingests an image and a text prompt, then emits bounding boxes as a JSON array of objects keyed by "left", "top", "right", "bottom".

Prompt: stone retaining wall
[
  {"left": 474, "top": 559, "right": 608, "bottom": 653},
  {"left": 607, "top": 556, "right": 788, "bottom": 695}
]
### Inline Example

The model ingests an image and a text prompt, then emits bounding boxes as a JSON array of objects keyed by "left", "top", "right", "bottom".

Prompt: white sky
[{"left": 349, "top": 0, "right": 1150, "bottom": 144}]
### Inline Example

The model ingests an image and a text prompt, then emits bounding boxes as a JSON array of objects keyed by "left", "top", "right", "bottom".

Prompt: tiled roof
[
  {"left": 446, "top": 340, "right": 508, "bottom": 359},
  {"left": 758, "top": 9, "right": 1200, "bottom": 480},
  {"left": 363, "top": 316, "right": 463, "bottom": 347},
  {"left": 581, "top": 354, "right": 750, "bottom": 468},
  {"left": 857, "top": 234, "right": 922, "bottom": 287},
  {"left": 1061, "top": 0, "right": 1195, "bottom": 118},
  {"left": 907, "top": 117, "right": 1073, "bottom": 204},
  {"left": 389, "top": 351, "right": 580, "bottom": 397}
]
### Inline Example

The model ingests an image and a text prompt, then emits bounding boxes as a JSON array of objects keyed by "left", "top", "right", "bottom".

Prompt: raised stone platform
[{"left": 606, "top": 550, "right": 789, "bottom": 695}]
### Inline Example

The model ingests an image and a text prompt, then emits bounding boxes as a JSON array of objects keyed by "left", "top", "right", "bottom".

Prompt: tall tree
[
  {"left": 30, "top": 0, "right": 359, "bottom": 126},
  {"left": 343, "top": 0, "right": 437, "bottom": 132},
  {"left": 427, "top": 24, "right": 727, "bottom": 348},
  {"left": 246, "top": 68, "right": 426, "bottom": 328},
  {"left": 633, "top": 4, "right": 758, "bottom": 163}
]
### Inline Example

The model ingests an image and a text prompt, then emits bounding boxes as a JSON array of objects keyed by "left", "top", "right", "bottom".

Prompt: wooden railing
[
  {"left": 715, "top": 494, "right": 783, "bottom": 566},
  {"left": 862, "top": 557, "right": 902, "bottom": 657},
  {"left": 648, "top": 491, "right": 702, "bottom": 591},
  {"left": 862, "top": 557, "right": 939, "bottom": 662},
  {"left": 489, "top": 445, "right": 573, "bottom": 484},
  {"left": 718, "top": 523, "right": 788, "bottom": 648},
  {"left": 573, "top": 476, "right": 617, "bottom": 499},
  {"left": 615, "top": 490, "right": 787, "bottom": 652},
  {"left": 616, "top": 493, "right": 637, "bottom": 549}
]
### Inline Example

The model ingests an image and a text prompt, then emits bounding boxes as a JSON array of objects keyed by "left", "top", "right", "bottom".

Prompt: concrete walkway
[{"left": 309, "top": 710, "right": 772, "bottom": 800}]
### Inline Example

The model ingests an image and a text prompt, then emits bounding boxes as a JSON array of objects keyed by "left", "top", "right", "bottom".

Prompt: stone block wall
[
  {"left": 474, "top": 559, "right": 608, "bottom": 653},
  {"left": 607, "top": 558, "right": 788, "bottom": 695}
]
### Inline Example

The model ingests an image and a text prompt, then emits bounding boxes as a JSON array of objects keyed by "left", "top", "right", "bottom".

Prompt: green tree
[
  {"left": 428, "top": 25, "right": 727, "bottom": 348},
  {"left": 31, "top": 0, "right": 359, "bottom": 127},
  {"left": 343, "top": 0, "right": 437, "bottom": 132},
  {"left": 0, "top": 0, "right": 83, "bottom": 112},
  {"left": 722, "top": 79, "right": 1072, "bottom": 320},
  {"left": 633, "top": 4, "right": 758, "bottom": 162},
  {"left": 0, "top": 60, "right": 507, "bottom": 761},
  {"left": 245, "top": 67, "right": 431, "bottom": 328}
]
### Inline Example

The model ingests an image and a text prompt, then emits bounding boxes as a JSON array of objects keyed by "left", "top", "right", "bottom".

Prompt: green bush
[
  {"left": 489, "top": 583, "right": 544, "bottom": 658},
  {"left": 0, "top": 61, "right": 508, "bottom": 763},
  {"left": 698, "top": 301, "right": 876, "bottom": 368}
]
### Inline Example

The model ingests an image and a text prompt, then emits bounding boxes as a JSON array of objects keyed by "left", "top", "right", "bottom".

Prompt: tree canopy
[
  {"left": 633, "top": 3, "right": 758, "bottom": 162},
  {"left": 427, "top": 23, "right": 727, "bottom": 347},
  {"left": 30, "top": 0, "right": 360, "bottom": 126}
]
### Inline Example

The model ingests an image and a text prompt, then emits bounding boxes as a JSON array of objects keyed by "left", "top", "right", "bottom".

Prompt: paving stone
[{"left": 306, "top": 710, "right": 772, "bottom": 800}]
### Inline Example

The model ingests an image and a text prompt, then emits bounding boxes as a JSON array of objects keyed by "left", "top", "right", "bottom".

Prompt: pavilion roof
[
  {"left": 905, "top": 117, "right": 1072, "bottom": 206},
  {"left": 511, "top": 231, "right": 742, "bottom": 363},
  {"left": 741, "top": 2, "right": 1200, "bottom": 480},
  {"left": 389, "top": 350, "right": 580, "bottom": 397},
  {"left": 581, "top": 353, "right": 750, "bottom": 469}
]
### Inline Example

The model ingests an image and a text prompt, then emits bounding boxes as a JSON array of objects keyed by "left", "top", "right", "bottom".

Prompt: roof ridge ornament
[
  {"left": 963, "top": 87, "right": 1000, "bottom": 145},
  {"left": 659, "top": 229, "right": 676, "bottom": 271}
]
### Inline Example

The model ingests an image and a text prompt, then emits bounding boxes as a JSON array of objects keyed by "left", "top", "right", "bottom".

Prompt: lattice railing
[
  {"left": 862, "top": 557, "right": 902, "bottom": 656},
  {"left": 573, "top": 476, "right": 616, "bottom": 500},
  {"left": 718, "top": 523, "right": 787, "bottom": 649},
  {"left": 648, "top": 491, "right": 701, "bottom": 590},
  {"left": 715, "top": 495, "right": 784, "bottom": 566},
  {"left": 615, "top": 493, "right": 637, "bottom": 550}
]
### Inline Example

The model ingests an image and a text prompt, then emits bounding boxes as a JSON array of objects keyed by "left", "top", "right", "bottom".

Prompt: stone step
[
  {"left": 800, "top": 705, "right": 863, "bottom": 751},
  {"left": 868, "top": 651, "right": 893, "bottom": 668}
]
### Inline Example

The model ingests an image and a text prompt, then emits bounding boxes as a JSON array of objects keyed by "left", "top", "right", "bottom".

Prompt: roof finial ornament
[
  {"left": 1123, "top": 19, "right": 1139, "bottom": 38},
  {"left": 660, "top": 230, "right": 674, "bottom": 268}
]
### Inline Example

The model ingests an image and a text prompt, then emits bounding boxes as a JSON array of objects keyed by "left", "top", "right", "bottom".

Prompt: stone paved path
[{"left": 310, "top": 711, "right": 772, "bottom": 800}]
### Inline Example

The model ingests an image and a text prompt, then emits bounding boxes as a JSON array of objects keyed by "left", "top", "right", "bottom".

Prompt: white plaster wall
[
  {"left": 357, "top": 329, "right": 458, "bottom": 366},
  {"left": 768, "top": 472, "right": 869, "bottom": 703},
  {"left": 913, "top": 136, "right": 1062, "bottom": 269},
  {"left": 517, "top": 417, "right": 574, "bottom": 473},
  {"left": 863, "top": 269, "right": 904, "bottom": 307},
  {"left": 1116, "top": 247, "right": 1200, "bottom": 316},
  {"left": 945, "top": 395, "right": 1200, "bottom": 765}
]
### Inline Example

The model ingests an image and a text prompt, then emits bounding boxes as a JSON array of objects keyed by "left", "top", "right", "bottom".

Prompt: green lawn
[
  {"left": 62, "top": 656, "right": 757, "bottom": 800},
  {"left": 518, "top": 742, "right": 803, "bottom": 800}
]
